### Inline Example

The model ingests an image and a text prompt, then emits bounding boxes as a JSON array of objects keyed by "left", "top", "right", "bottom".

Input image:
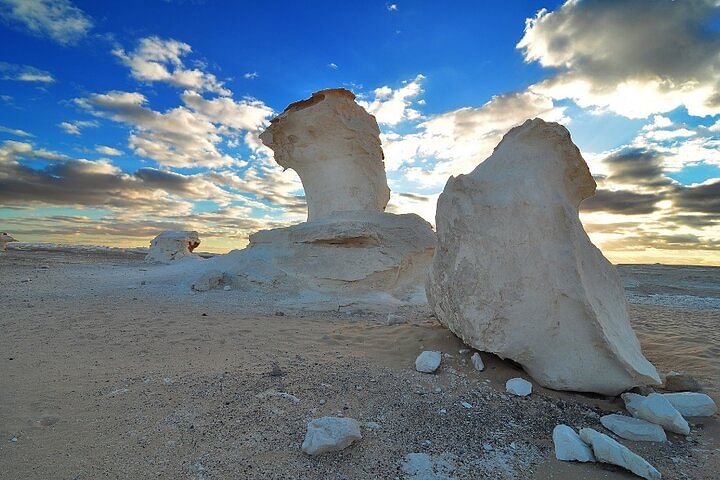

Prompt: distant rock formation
[
  {"left": 145, "top": 231, "right": 200, "bottom": 264},
  {"left": 0, "top": 232, "right": 17, "bottom": 252},
  {"left": 426, "top": 118, "right": 660, "bottom": 395},
  {"left": 180, "top": 89, "right": 436, "bottom": 306},
  {"left": 260, "top": 88, "right": 390, "bottom": 221}
]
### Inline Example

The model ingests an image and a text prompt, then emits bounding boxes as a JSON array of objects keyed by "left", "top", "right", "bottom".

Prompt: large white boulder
[
  {"left": 426, "top": 118, "right": 660, "bottom": 395},
  {"left": 579, "top": 428, "right": 661, "bottom": 480},
  {"left": 260, "top": 88, "right": 390, "bottom": 222},
  {"left": 662, "top": 392, "right": 717, "bottom": 417},
  {"left": 600, "top": 414, "right": 666, "bottom": 442},
  {"left": 145, "top": 231, "right": 200, "bottom": 264},
  {"left": 552, "top": 424, "right": 595, "bottom": 462},
  {"left": 0, "top": 232, "right": 17, "bottom": 251},
  {"left": 301, "top": 416, "right": 362, "bottom": 455}
]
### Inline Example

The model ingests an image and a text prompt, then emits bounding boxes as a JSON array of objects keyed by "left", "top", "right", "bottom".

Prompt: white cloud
[
  {"left": 518, "top": 0, "right": 720, "bottom": 118},
  {"left": 358, "top": 74, "right": 424, "bottom": 126},
  {"left": 95, "top": 145, "right": 122, "bottom": 156},
  {"left": 113, "top": 37, "right": 231, "bottom": 96},
  {"left": 0, "top": 125, "right": 32, "bottom": 137},
  {"left": 0, "top": 62, "right": 54, "bottom": 83},
  {"left": 58, "top": 120, "right": 98, "bottom": 135},
  {"left": 0, "top": 0, "right": 92, "bottom": 45},
  {"left": 642, "top": 115, "right": 673, "bottom": 131},
  {"left": 387, "top": 4, "right": 398, "bottom": 12},
  {"left": 244, "top": 72, "right": 258, "bottom": 79},
  {"left": 328, "top": 63, "right": 338, "bottom": 69}
]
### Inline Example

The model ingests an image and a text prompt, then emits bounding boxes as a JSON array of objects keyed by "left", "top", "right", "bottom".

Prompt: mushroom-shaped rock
[
  {"left": 0, "top": 232, "right": 17, "bottom": 251},
  {"left": 145, "top": 231, "right": 200, "bottom": 264},
  {"left": 301, "top": 416, "right": 362, "bottom": 455},
  {"left": 260, "top": 88, "right": 390, "bottom": 221},
  {"left": 426, "top": 118, "right": 660, "bottom": 395}
]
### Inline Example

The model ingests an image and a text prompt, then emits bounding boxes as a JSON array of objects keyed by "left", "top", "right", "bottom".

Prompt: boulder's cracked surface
[{"left": 426, "top": 118, "right": 660, "bottom": 395}]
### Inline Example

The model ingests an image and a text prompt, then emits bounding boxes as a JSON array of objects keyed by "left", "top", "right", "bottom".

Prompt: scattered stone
[
  {"left": 274, "top": 311, "right": 285, "bottom": 316},
  {"left": 663, "top": 372, "right": 702, "bottom": 392},
  {"left": 600, "top": 414, "right": 667, "bottom": 442},
  {"left": 662, "top": 392, "right": 717, "bottom": 417},
  {"left": 0, "top": 232, "right": 17, "bottom": 252},
  {"left": 145, "top": 231, "right": 200, "bottom": 264},
  {"left": 415, "top": 351, "right": 442, "bottom": 373},
  {"left": 482, "top": 443, "right": 493, "bottom": 452},
  {"left": 384, "top": 313, "right": 405, "bottom": 326},
  {"left": 635, "top": 393, "right": 690, "bottom": 435},
  {"left": 223, "top": 285, "right": 231, "bottom": 291},
  {"left": 471, "top": 352, "right": 485, "bottom": 371},
  {"left": 579, "top": 428, "right": 661, "bottom": 480},
  {"left": 191, "top": 270, "right": 225, "bottom": 292},
  {"left": 365, "top": 421, "right": 381, "bottom": 430},
  {"left": 506, "top": 378, "right": 532, "bottom": 397},
  {"left": 461, "top": 402, "right": 472, "bottom": 409},
  {"left": 553, "top": 425, "right": 595, "bottom": 462},
  {"left": 301, "top": 416, "right": 362, "bottom": 456},
  {"left": 9, "top": 436, "right": 17, "bottom": 443},
  {"left": 269, "top": 362, "right": 284, "bottom": 377},
  {"left": 256, "top": 389, "right": 300, "bottom": 403},
  {"left": 458, "top": 348, "right": 470, "bottom": 354},
  {"left": 426, "top": 119, "right": 660, "bottom": 395},
  {"left": 622, "top": 392, "right": 646, "bottom": 417}
]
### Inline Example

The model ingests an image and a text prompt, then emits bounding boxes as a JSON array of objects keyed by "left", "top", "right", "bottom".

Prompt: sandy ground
[{"left": 1, "top": 250, "right": 718, "bottom": 479}]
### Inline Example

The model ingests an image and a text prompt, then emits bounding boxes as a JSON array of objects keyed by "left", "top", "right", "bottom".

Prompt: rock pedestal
[{"left": 426, "top": 118, "right": 660, "bottom": 395}]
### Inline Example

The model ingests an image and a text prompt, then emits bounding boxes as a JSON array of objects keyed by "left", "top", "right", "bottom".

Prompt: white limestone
[
  {"left": 0, "top": 232, "right": 16, "bottom": 251},
  {"left": 579, "top": 428, "right": 661, "bottom": 480},
  {"left": 191, "top": 270, "right": 225, "bottom": 292},
  {"left": 426, "top": 118, "right": 660, "bottom": 395},
  {"left": 471, "top": 352, "right": 485, "bottom": 371},
  {"left": 663, "top": 392, "right": 717, "bottom": 417},
  {"left": 634, "top": 393, "right": 690, "bottom": 435},
  {"left": 415, "top": 351, "right": 442, "bottom": 373},
  {"left": 145, "top": 231, "right": 200, "bottom": 264},
  {"left": 600, "top": 414, "right": 667, "bottom": 442},
  {"left": 506, "top": 378, "right": 532, "bottom": 397},
  {"left": 622, "top": 392, "right": 646, "bottom": 417},
  {"left": 260, "top": 88, "right": 390, "bottom": 222},
  {"left": 301, "top": 416, "right": 362, "bottom": 455},
  {"left": 552, "top": 425, "right": 595, "bottom": 462}
]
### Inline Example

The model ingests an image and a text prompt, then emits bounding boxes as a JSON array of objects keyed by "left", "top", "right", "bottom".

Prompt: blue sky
[{"left": 1, "top": 0, "right": 720, "bottom": 264}]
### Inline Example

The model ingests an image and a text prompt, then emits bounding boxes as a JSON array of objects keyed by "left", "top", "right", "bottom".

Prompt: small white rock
[
  {"left": 223, "top": 285, "right": 231, "bottom": 291},
  {"left": 579, "top": 428, "right": 661, "bottom": 480},
  {"left": 301, "top": 416, "right": 362, "bottom": 456},
  {"left": 662, "top": 392, "right": 717, "bottom": 417},
  {"left": 621, "top": 392, "right": 646, "bottom": 417},
  {"left": 600, "top": 414, "right": 666, "bottom": 442},
  {"left": 506, "top": 378, "right": 532, "bottom": 396},
  {"left": 552, "top": 425, "right": 595, "bottom": 462},
  {"left": 635, "top": 393, "right": 690, "bottom": 435},
  {"left": 461, "top": 401, "right": 472, "bottom": 409},
  {"left": 385, "top": 313, "right": 405, "bottom": 326},
  {"left": 471, "top": 352, "right": 485, "bottom": 371},
  {"left": 415, "top": 351, "right": 442, "bottom": 373}
]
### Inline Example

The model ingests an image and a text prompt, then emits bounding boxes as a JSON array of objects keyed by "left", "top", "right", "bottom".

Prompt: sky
[{"left": 1, "top": 0, "right": 720, "bottom": 265}]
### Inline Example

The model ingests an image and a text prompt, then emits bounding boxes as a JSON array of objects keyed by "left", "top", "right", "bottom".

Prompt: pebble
[
  {"left": 505, "top": 378, "right": 532, "bottom": 397},
  {"left": 663, "top": 392, "right": 717, "bottom": 417},
  {"left": 223, "top": 285, "right": 231, "bottom": 291},
  {"left": 579, "top": 428, "right": 661, "bottom": 480},
  {"left": 552, "top": 425, "right": 595, "bottom": 462},
  {"left": 461, "top": 402, "right": 472, "bottom": 409},
  {"left": 635, "top": 393, "right": 690, "bottom": 435},
  {"left": 301, "top": 416, "right": 362, "bottom": 456},
  {"left": 471, "top": 352, "right": 485, "bottom": 371},
  {"left": 600, "top": 414, "right": 666, "bottom": 442},
  {"left": 415, "top": 351, "right": 442, "bottom": 373}
]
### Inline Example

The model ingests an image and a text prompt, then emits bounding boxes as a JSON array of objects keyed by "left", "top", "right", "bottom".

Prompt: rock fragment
[
  {"left": 579, "top": 428, "right": 661, "bottom": 480},
  {"left": 662, "top": 392, "right": 717, "bottom": 417},
  {"left": 471, "top": 352, "right": 485, "bottom": 371},
  {"left": 0, "top": 232, "right": 17, "bottom": 252},
  {"left": 663, "top": 371, "right": 702, "bottom": 392},
  {"left": 415, "top": 351, "right": 442, "bottom": 373},
  {"left": 506, "top": 378, "right": 532, "bottom": 397},
  {"left": 600, "top": 414, "right": 666, "bottom": 442},
  {"left": 301, "top": 416, "right": 362, "bottom": 455},
  {"left": 622, "top": 392, "right": 646, "bottom": 417},
  {"left": 552, "top": 425, "right": 595, "bottom": 462},
  {"left": 634, "top": 393, "right": 690, "bottom": 435},
  {"left": 426, "top": 119, "right": 660, "bottom": 395}
]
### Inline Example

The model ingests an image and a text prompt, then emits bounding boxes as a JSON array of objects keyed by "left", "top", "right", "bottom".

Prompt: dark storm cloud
[{"left": 581, "top": 189, "right": 664, "bottom": 215}]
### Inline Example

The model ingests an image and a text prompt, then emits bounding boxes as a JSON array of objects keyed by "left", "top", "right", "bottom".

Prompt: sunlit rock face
[
  {"left": 427, "top": 118, "right": 660, "bottom": 395},
  {"left": 145, "top": 231, "right": 200, "bottom": 264},
  {"left": 0, "top": 232, "right": 16, "bottom": 252},
  {"left": 260, "top": 88, "right": 391, "bottom": 221}
]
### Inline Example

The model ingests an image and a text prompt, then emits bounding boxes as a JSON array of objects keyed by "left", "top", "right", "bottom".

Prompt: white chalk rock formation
[
  {"left": 506, "top": 378, "right": 533, "bottom": 397},
  {"left": 181, "top": 89, "right": 436, "bottom": 306},
  {"left": 600, "top": 414, "right": 667, "bottom": 442},
  {"left": 635, "top": 393, "right": 690, "bottom": 435},
  {"left": 579, "top": 428, "right": 661, "bottom": 480},
  {"left": 145, "top": 231, "right": 200, "bottom": 264},
  {"left": 260, "top": 88, "right": 390, "bottom": 221},
  {"left": 426, "top": 118, "right": 660, "bottom": 395},
  {"left": 301, "top": 416, "right": 362, "bottom": 455},
  {"left": 552, "top": 425, "right": 595, "bottom": 462},
  {"left": 0, "top": 232, "right": 17, "bottom": 251},
  {"left": 415, "top": 351, "right": 442, "bottom": 373},
  {"left": 663, "top": 392, "right": 717, "bottom": 417}
]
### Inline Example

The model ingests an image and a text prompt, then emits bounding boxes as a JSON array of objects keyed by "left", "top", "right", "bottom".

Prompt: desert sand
[{"left": 1, "top": 248, "right": 718, "bottom": 479}]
